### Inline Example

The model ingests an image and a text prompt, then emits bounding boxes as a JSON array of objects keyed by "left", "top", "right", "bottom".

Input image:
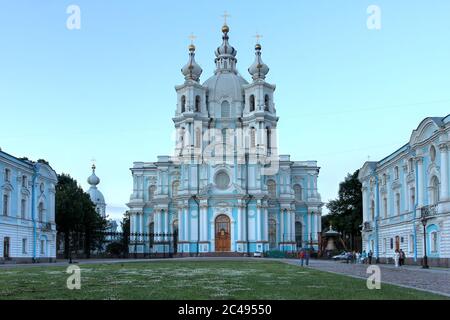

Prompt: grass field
[{"left": 0, "top": 260, "right": 446, "bottom": 300}]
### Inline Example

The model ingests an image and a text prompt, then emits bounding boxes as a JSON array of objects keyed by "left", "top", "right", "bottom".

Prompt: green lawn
[{"left": 0, "top": 260, "right": 446, "bottom": 300}]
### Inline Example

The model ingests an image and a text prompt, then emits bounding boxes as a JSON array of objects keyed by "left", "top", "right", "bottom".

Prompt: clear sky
[{"left": 0, "top": 1, "right": 449, "bottom": 221}]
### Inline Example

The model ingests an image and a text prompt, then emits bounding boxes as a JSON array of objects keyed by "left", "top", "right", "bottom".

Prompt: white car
[{"left": 253, "top": 251, "right": 263, "bottom": 258}]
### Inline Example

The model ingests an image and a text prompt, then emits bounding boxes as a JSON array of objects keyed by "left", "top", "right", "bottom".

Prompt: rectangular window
[
  {"left": 396, "top": 193, "right": 401, "bottom": 215},
  {"left": 22, "top": 238, "right": 27, "bottom": 254},
  {"left": 409, "top": 234, "right": 414, "bottom": 253},
  {"left": 390, "top": 238, "right": 394, "bottom": 250},
  {"left": 21, "top": 199, "right": 26, "bottom": 219},
  {"left": 40, "top": 240, "right": 45, "bottom": 255},
  {"left": 383, "top": 198, "right": 388, "bottom": 218},
  {"left": 2, "top": 194, "right": 8, "bottom": 216},
  {"left": 383, "top": 238, "right": 387, "bottom": 253},
  {"left": 431, "top": 232, "right": 438, "bottom": 253},
  {"left": 4, "top": 169, "right": 11, "bottom": 182},
  {"left": 22, "top": 176, "right": 27, "bottom": 188}
]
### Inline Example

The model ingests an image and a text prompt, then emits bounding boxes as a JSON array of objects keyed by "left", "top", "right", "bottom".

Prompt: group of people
[
  {"left": 341, "top": 249, "right": 407, "bottom": 267},
  {"left": 393, "top": 249, "right": 407, "bottom": 267}
]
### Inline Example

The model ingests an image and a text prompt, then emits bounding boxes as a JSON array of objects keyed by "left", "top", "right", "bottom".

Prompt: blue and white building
[
  {"left": 0, "top": 149, "right": 57, "bottom": 263},
  {"left": 359, "top": 115, "right": 450, "bottom": 267},
  {"left": 127, "top": 24, "right": 323, "bottom": 256}
]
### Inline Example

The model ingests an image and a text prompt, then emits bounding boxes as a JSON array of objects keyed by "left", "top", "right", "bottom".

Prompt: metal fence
[{"left": 57, "top": 231, "right": 177, "bottom": 260}]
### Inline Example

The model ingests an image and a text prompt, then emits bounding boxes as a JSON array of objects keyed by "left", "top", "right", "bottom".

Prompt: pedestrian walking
[
  {"left": 368, "top": 250, "right": 373, "bottom": 264},
  {"left": 305, "top": 248, "right": 310, "bottom": 266},
  {"left": 299, "top": 249, "right": 305, "bottom": 266},
  {"left": 394, "top": 249, "right": 400, "bottom": 268},
  {"left": 399, "top": 249, "right": 406, "bottom": 266}
]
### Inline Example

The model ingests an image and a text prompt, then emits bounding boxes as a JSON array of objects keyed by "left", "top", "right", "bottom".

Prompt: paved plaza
[{"left": 286, "top": 259, "right": 450, "bottom": 297}]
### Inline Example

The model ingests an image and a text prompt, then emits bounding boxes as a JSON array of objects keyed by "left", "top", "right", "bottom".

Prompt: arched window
[
  {"left": 264, "top": 94, "right": 270, "bottom": 111},
  {"left": 221, "top": 100, "right": 230, "bottom": 118},
  {"left": 382, "top": 173, "right": 387, "bottom": 186},
  {"left": 430, "top": 145, "right": 436, "bottom": 162},
  {"left": 38, "top": 202, "right": 45, "bottom": 222},
  {"left": 148, "top": 185, "right": 156, "bottom": 201},
  {"left": 249, "top": 95, "right": 255, "bottom": 112},
  {"left": 395, "top": 193, "right": 401, "bottom": 215},
  {"left": 267, "top": 180, "right": 276, "bottom": 198},
  {"left": 172, "top": 181, "right": 179, "bottom": 196},
  {"left": 180, "top": 127, "right": 186, "bottom": 148},
  {"left": 195, "top": 95, "right": 201, "bottom": 112},
  {"left": 181, "top": 95, "right": 186, "bottom": 113},
  {"left": 430, "top": 176, "right": 440, "bottom": 205},
  {"left": 250, "top": 127, "right": 256, "bottom": 148},
  {"left": 294, "top": 184, "right": 302, "bottom": 201}
]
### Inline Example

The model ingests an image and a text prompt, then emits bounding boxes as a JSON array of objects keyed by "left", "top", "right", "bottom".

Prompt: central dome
[{"left": 203, "top": 72, "right": 248, "bottom": 102}]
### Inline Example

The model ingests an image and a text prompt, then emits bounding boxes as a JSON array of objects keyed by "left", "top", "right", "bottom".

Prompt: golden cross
[
  {"left": 254, "top": 33, "right": 263, "bottom": 43},
  {"left": 188, "top": 32, "right": 196, "bottom": 45},
  {"left": 221, "top": 11, "right": 231, "bottom": 25}
]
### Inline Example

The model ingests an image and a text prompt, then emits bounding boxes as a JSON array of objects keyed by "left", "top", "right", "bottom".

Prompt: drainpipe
[{"left": 31, "top": 163, "right": 39, "bottom": 263}]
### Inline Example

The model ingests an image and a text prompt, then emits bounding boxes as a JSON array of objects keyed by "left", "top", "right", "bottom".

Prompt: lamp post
[{"left": 421, "top": 216, "right": 429, "bottom": 269}]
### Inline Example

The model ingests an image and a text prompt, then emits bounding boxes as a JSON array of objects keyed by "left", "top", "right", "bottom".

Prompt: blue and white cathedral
[{"left": 127, "top": 23, "right": 323, "bottom": 256}]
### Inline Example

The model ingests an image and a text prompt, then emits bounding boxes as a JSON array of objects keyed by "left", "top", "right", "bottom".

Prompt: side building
[
  {"left": 359, "top": 115, "right": 450, "bottom": 267},
  {"left": 0, "top": 149, "right": 58, "bottom": 263}
]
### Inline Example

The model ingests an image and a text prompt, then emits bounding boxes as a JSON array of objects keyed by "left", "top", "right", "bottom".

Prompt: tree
[
  {"left": 324, "top": 170, "right": 362, "bottom": 251},
  {"left": 55, "top": 174, "right": 107, "bottom": 258},
  {"left": 120, "top": 212, "right": 130, "bottom": 257}
]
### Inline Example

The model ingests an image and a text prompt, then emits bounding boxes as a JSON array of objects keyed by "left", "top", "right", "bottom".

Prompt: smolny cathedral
[{"left": 127, "top": 23, "right": 324, "bottom": 256}]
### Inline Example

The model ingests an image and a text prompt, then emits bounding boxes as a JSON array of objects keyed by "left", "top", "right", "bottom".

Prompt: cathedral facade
[{"left": 127, "top": 24, "right": 323, "bottom": 255}]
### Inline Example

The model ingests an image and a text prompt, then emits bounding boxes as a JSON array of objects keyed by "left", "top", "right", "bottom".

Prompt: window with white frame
[
  {"left": 395, "top": 193, "right": 400, "bottom": 215},
  {"left": 2, "top": 193, "right": 9, "bottom": 216},
  {"left": 430, "top": 176, "right": 440, "bottom": 205},
  {"left": 370, "top": 199, "right": 375, "bottom": 220},
  {"left": 410, "top": 187, "right": 415, "bottom": 210},
  {"left": 383, "top": 197, "right": 388, "bottom": 218},
  {"left": 4, "top": 168, "right": 11, "bottom": 182},
  {"left": 40, "top": 240, "right": 45, "bottom": 255},
  {"left": 430, "top": 145, "right": 436, "bottom": 163},
  {"left": 430, "top": 231, "right": 438, "bottom": 253},
  {"left": 408, "top": 158, "right": 414, "bottom": 173},
  {"left": 21, "top": 198, "right": 26, "bottom": 219},
  {"left": 394, "top": 166, "right": 399, "bottom": 180},
  {"left": 383, "top": 238, "right": 387, "bottom": 253}
]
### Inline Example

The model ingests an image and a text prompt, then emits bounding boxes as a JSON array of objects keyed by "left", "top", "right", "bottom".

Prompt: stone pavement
[{"left": 284, "top": 259, "right": 450, "bottom": 297}]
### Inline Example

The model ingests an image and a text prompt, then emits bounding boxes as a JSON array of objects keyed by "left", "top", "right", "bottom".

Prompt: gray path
[{"left": 284, "top": 259, "right": 450, "bottom": 297}]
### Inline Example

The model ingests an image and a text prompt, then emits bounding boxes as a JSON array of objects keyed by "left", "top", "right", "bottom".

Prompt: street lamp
[{"left": 421, "top": 216, "right": 429, "bottom": 269}]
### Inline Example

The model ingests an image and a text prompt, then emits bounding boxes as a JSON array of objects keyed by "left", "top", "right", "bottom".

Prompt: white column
[
  {"left": 417, "top": 157, "right": 424, "bottom": 207},
  {"left": 280, "top": 209, "right": 285, "bottom": 243},
  {"left": 237, "top": 205, "right": 242, "bottom": 242},
  {"left": 292, "top": 211, "right": 296, "bottom": 242},
  {"left": 256, "top": 204, "right": 261, "bottom": 241},
  {"left": 264, "top": 207, "right": 269, "bottom": 241},
  {"left": 308, "top": 211, "right": 312, "bottom": 242},
  {"left": 184, "top": 207, "right": 189, "bottom": 242},
  {"left": 440, "top": 144, "right": 449, "bottom": 201},
  {"left": 177, "top": 208, "right": 183, "bottom": 241},
  {"left": 164, "top": 210, "right": 169, "bottom": 241},
  {"left": 362, "top": 186, "right": 368, "bottom": 222},
  {"left": 200, "top": 205, "right": 207, "bottom": 241}
]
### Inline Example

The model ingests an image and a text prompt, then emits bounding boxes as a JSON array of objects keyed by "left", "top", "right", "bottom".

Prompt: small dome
[
  {"left": 215, "top": 25, "right": 237, "bottom": 58},
  {"left": 181, "top": 45, "right": 203, "bottom": 82},
  {"left": 203, "top": 72, "right": 248, "bottom": 102},
  {"left": 248, "top": 43, "right": 269, "bottom": 80},
  {"left": 87, "top": 165, "right": 100, "bottom": 186}
]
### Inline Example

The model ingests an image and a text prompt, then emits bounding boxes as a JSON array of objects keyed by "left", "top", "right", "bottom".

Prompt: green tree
[
  {"left": 324, "top": 170, "right": 362, "bottom": 251},
  {"left": 55, "top": 174, "right": 107, "bottom": 258}
]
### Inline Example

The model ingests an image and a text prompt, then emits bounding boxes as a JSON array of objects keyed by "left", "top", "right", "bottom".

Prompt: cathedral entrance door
[
  {"left": 215, "top": 214, "right": 231, "bottom": 252},
  {"left": 3, "top": 237, "right": 10, "bottom": 258}
]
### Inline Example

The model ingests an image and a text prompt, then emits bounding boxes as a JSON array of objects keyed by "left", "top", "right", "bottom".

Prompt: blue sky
[{"left": 0, "top": 1, "right": 449, "bottom": 221}]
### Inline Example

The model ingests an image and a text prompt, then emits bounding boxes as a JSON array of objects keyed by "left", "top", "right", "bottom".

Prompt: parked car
[
  {"left": 253, "top": 251, "right": 263, "bottom": 258},
  {"left": 332, "top": 251, "right": 351, "bottom": 261}
]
